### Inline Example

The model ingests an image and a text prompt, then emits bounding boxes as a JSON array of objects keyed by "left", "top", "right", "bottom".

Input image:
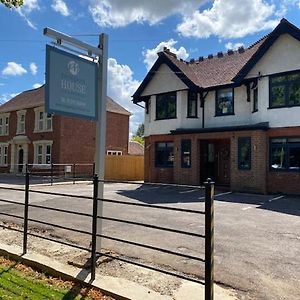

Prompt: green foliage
[
  {"left": 1, "top": 0, "right": 23, "bottom": 8},
  {"left": 135, "top": 123, "right": 144, "bottom": 137},
  {"left": 0, "top": 264, "right": 90, "bottom": 299},
  {"left": 132, "top": 135, "right": 144, "bottom": 146}
]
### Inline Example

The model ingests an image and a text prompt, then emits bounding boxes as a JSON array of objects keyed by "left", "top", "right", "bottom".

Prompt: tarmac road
[{"left": 0, "top": 177, "right": 299, "bottom": 299}]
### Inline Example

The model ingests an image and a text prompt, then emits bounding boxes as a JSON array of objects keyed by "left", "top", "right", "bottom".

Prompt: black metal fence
[{"left": 0, "top": 172, "right": 215, "bottom": 300}]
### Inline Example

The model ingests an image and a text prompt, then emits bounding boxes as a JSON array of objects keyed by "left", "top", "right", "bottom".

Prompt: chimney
[
  {"left": 190, "top": 58, "right": 195, "bottom": 64},
  {"left": 238, "top": 46, "right": 245, "bottom": 53},
  {"left": 227, "top": 49, "right": 234, "bottom": 55},
  {"left": 198, "top": 56, "right": 204, "bottom": 61},
  {"left": 217, "top": 51, "right": 223, "bottom": 58},
  {"left": 208, "top": 54, "right": 213, "bottom": 59}
]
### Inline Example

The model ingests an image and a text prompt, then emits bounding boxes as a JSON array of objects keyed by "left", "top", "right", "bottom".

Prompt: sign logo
[{"left": 68, "top": 61, "right": 80, "bottom": 76}]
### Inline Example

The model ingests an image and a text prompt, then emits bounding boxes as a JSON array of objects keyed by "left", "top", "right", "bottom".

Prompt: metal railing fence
[{"left": 0, "top": 171, "right": 215, "bottom": 300}]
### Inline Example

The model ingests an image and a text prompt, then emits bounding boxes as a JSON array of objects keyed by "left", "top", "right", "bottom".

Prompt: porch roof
[{"left": 170, "top": 122, "right": 269, "bottom": 135}]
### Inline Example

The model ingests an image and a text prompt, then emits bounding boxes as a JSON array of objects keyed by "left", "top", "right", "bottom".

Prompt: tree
[
  {"left": 1, "top": 0, "right": 23, "bottom": 8},
  {"left": 135, "top": 123, "right": 144, "bottom": 137},
  {"left": 131, "top": 123, "right": 144, "bottom": 145}
]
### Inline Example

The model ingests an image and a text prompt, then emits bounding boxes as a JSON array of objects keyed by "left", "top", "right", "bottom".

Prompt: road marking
[
  {"left": 268, "top": 195, "right": 284, "bottom": 202},
  {"left": 198, "top": 191, "right": 232, "bottom": 200},
  {"left": 242, "top": 206, "right": 253, "bottom": 211},
  {"left": 180, "top": 189, "right": 198, "bottom": 194}
]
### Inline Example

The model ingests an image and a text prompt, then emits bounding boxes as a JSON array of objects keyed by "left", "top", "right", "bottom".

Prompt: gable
[
  {"left": 141, "top": 64, "right": 188, "bottom": 97},
  {"left": 245, "top": 34, "right": 300, "bottom": 78}
]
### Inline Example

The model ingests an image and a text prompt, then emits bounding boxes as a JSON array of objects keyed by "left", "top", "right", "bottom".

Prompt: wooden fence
[{"left": 105, "top": 155, "right": 144, "bottom": 181}]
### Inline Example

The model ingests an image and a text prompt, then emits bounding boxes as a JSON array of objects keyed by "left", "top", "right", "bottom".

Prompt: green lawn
[{"left": 0, "top": 258, "right": 94, "bottom": 300}]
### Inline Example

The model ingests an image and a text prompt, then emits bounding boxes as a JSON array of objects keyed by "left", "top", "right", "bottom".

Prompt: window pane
[
  {"left": 39, "top": 112, "right": 44, "bottom": 120},
  {"left": 270, "top": 146, "right": 286, "bottom": 170},
  {"left": 156, "top": 93, "right": 176, "bottom": 120},
  {"left": 39, "top": 120, "right": 43, "bottom": 131},
  {"left": 188, "top": 92, "right": 197, "bottom": 117},
  {"left": 38, "top": 145, "right": 43, "bottom": 155},
  {"left": 270, "top": 85, "right": 285, "bottom": 107},
  {"left": 238, "top": 138, "right": 251, "bottom": 170},
  {"left": 216, "top": 88, "right": 233, "bottom": 115},
  {"left": 46, "top": 145, "right": 51, "bottom": 155},
  {"left": 253, "top": 88, "right": 258, "bottom": 111},
  {"left": 288, "top": 146, "right": 300, "bottom": 170},
  {"left": 181, "top": 139, "right": 191, "bottom": 168},
  {"left": 155, "top": 142, "right": 174, "bottom": 167},
  {"left": 288, "top": 82, "right": 300, "bottom": 105},
  {"left": 271, "top": 75, "right": 286, "bottom": 83}
]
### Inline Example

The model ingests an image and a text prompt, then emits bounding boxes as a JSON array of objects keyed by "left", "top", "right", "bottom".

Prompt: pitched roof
[
  {"left": 133, "top": 18, "right": 300, "bottom": 102},
  {"left": 128, "top": 141, "right": 144, "bottom": 156},
  {"left": 0, "top": 85, "right": 131, "bottom": 116}
]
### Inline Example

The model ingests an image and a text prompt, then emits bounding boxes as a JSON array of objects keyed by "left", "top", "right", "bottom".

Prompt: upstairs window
[
  {"left": 0, "top": 114, "right": 9, "bottom": 136},
  {"left": 187, "top": 91, "right": 197, "bottom": 118},
  {"left": 156, "top": 92, "right": 176, "bottom": 120},
  {"left": 17, "top": 110, "right": 26, "bottom": 134},
  {"left": 270, "top": 138, "right": 300, "bottom": 171},
  {"left": 34, "top": 108, "right": 53, "bottom": 132},
  {"left": 216, "top": 88, "right": 234, "bottom": 116},
  {"left": 270, "top": 70, "right": 300, "bottom": 108},
  {"left": 155, "top": 142, "right": 174, "bottom": 167}
]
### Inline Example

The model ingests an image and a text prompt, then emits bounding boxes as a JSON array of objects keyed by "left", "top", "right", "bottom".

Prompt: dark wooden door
[{"left": 215, "top": 141, "right": 230, "bottom": 185}]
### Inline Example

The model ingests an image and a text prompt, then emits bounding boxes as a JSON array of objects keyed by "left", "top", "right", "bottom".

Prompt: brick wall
[
  {"left": 144, "top": 129, "right": 268, "bottom": 193},
  {"left": 0, "top": 106, "right": 130, "bottom": 173}
]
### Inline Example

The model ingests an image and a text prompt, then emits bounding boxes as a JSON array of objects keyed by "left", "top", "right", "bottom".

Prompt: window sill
[
  {"left": 32, "top": 164, "right": 51, "bottom": 169},
  {"left": 16, "top": 131, "right": 26, "bottom": 135},
  {"left": 33, "top": 129, "right": 53, "bottom": 133},
  {"left": 214, "top": 113, "right": 235, "bottom": 117},
  {"left": 0, "top": 164, "right": 8, "bottom": 167},
  {"left": 155, "top": 117, "right": 177, "bottom": 121},
  {"left": 268, "top": 104, "right": 300, "bottom": 109},
  {"left": 0, "top": 134, "right": 9, "bottom": 137},
  {"left": 186, "top": 116, "right": 198, "bottom": 119},
  {"left": 269, "top": 168, "right": 300, "bottom": 173}
]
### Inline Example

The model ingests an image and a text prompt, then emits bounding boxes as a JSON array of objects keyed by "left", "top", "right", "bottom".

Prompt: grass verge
[{"left": 0, "top": 256, "right": 114, "bottom": 299}]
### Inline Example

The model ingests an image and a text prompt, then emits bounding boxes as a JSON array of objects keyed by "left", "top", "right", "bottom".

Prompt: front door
[
  {"left": 18, "top": 148, "right": 24, "bottom": 173},
  {"left": 200, "top": 140, "right": 230, "bottom": 186}
]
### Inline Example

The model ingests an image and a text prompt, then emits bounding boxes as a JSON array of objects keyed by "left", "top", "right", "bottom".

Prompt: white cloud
[
  {"left": 88, "top": 0, "right": 205, "bottom": 27},
  {"left": 2, "top": 62, "right": 27, "bottom": 76},
  {"left": 51, "top": 0, "right": 70, "bottom": 16},
  {"left": 177, "top": 0, "right": 279, "bottom": 39},
  {"left": 143, "top": 39, "right": 189, "bottom": 71},
  {"left": 33, "top": 83, "right": 42, "bottom": 89},
  {"left": 107, "top": 58, "right": 142, "bottom": 136},
  {"left": 225, "top": 42, "right": 245, "bottom": 50},
  {"left": 29, "top": 62, "right": 38, "bottom": 75},
  {"left": 0, "top": 93, "right": 20, "bottom": 104},
  {"left": 16, "top": 0, "right": 39, "bottom": 29}
]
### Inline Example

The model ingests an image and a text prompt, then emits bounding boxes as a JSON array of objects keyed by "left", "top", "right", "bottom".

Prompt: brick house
[
  {"left": 133, "top": 18, "right": 300, "bottom": 194},
  {"left": 0, "top": 85, "right": 130, "bottom": 173}
]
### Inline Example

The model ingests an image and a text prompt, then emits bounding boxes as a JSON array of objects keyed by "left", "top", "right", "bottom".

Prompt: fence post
[
  {"left": 204, "top": 178, "right": 214, "bottom": 300},
  {"left": 91, "top": 174, "right": 99, "bottom": 281},
  {"left": 23, "top": 171, "right": 30, "bottom": 254},
  {"left": 50, "top": 163, "right": 53, "bottom": 186},
  {"left": 73, "top": 164, "right": 76, "bottom": 184}
]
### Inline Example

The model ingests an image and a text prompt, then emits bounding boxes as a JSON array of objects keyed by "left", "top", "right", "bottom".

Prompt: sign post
[
  {"left": 44, "top": 27, "right": 108, "bottom": 259},
  {"left": 94, "top": 33, "right": 108, "bottom": 253}
]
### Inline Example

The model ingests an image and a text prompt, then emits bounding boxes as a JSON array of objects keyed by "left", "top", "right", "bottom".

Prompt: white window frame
[
  {"left": 0, "top": 113, "right": 10, "bottom": 136},
  {"left": 34, "top": 107, "right": 53, "bottom": 133},
  {"left": 0, "top": 143, "right": 9, "bottom": 166},
  {"left": 106, "top": 150, "right": 123, "bottom": 156},
  {"left": 16, "top": 110, "right": 26, "bottom": 134},
  {"left": 33, "top": 140, "right": 53, "bottom": 166}
]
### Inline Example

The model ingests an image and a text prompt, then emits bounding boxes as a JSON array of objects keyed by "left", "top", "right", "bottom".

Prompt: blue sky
[{"left": 1, "top": 0, "right": 300, "bottom": 135}]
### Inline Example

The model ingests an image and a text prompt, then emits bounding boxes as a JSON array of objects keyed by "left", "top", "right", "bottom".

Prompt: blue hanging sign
[{"left": 45, "top": 45, "right": 98, "bottom": 120}]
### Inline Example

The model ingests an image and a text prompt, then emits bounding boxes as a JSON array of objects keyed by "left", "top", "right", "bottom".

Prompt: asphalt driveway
[{"left": 0, "top": 176, "right": 299, "bottom": 299}]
